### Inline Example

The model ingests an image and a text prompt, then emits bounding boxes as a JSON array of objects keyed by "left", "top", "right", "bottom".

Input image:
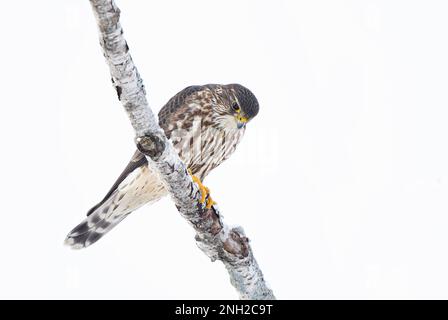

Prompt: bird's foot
[{"left": 188, "top": 169, "right": 217, "bottom": 209}]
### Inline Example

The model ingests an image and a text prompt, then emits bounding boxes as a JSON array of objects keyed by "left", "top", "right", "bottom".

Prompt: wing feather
[{"left": 86, "top": 150, "right": 147, "bottom": 216}]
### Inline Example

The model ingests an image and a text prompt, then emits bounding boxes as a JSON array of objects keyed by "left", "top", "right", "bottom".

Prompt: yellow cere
[{"left": 237, "top": 115, "right": 248, "bottom": 123}]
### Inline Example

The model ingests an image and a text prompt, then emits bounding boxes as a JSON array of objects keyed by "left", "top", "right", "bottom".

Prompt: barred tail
[
  {"left": 64, "top": 191, "right": 130, "bottom": 249},
  {"left": 64, "top": 152, "right": 167, "bottom": 249}
]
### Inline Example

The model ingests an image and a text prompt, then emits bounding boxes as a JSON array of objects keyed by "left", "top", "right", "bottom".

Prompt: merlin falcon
[{"left": 65, "top": 83, "right": 259, "bottom": 249}]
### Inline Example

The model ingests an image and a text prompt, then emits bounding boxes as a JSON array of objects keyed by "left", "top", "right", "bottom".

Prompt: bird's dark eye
[{"left": 232, "top": 103, "right": 240, "bottom": 111}]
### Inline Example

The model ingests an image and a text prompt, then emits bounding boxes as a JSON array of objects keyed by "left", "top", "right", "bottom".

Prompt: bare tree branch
[{"left": 88, "top": 0, "right": 275, "bottom": 300}]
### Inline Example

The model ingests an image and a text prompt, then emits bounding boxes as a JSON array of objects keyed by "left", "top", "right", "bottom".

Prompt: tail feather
[
  {"left": 64, "top": 155, "right": 167, "bottom": 249},
  {"left": 65, "top": 191, "right": 130, "bottom": 249}
]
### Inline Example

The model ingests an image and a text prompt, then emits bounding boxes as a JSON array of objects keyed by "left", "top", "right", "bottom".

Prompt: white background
[{"left": 0, "top": 0, "right": 448, "bottom": 299}]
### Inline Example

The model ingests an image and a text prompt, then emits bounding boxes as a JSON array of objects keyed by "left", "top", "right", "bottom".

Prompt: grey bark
[{"left": 89, "top": 0, "right": 275, "bottom": 300}]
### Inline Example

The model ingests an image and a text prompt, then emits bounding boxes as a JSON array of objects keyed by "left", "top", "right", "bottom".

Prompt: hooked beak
[{"left": 236, "top": 115, "right": 248, "bottom": 129}]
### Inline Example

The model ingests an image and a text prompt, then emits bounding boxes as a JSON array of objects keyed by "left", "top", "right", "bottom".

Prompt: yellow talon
[
  {"left": 206, "top": 198, "right": 217, "bottom": 209},
  {"left": 205, "top": 187, "right": 217, "bottom": 209},
  {"left": 188, "top": 169, "right": 216, "bottom": 209}
]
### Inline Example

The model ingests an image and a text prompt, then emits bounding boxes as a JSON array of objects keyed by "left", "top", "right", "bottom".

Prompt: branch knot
[
  {"left": 135, "top": 133, "right": 165, "bottom": 160},
  {"left": 223, "top": 228, "right": 250, "bottom": 258}
]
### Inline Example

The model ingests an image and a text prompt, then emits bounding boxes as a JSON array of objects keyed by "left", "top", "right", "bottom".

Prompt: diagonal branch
[{"left": 89, "top": 0, "right": 275, "bottom": 300}]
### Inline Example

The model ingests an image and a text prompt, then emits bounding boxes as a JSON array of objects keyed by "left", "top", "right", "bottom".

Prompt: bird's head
[{"left": 211, "top": 84, "right": 259, "bottom": 130}]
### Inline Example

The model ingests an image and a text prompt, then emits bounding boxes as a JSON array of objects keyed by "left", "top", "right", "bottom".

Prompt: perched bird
[{"left": 65, "top": 84, "right": 259, "bottom": 249}]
